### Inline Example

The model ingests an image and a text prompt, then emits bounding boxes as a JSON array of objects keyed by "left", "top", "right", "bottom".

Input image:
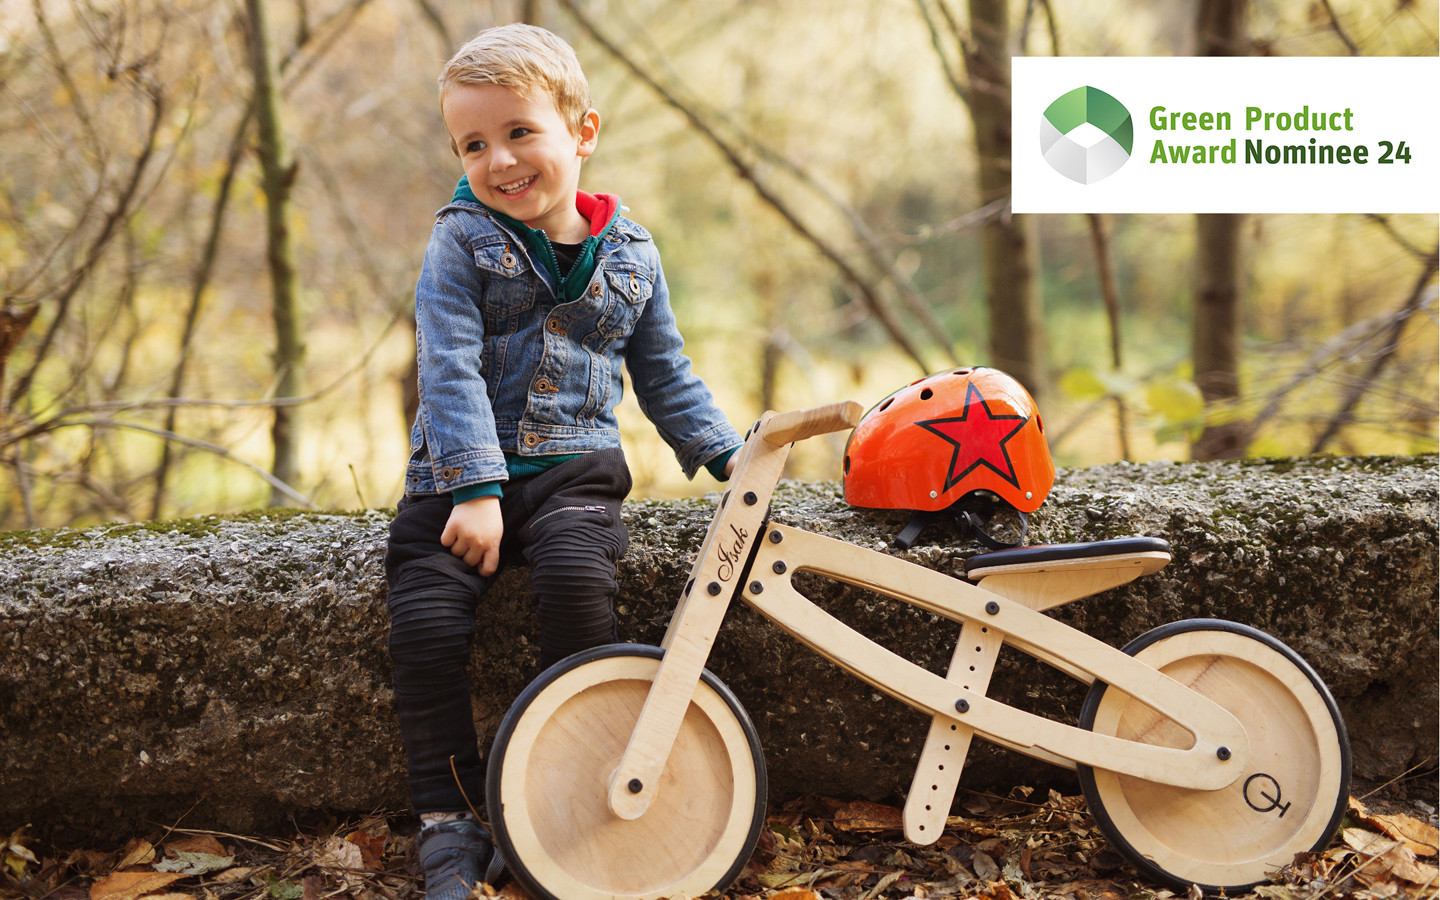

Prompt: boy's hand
[{"left": 441, "top": 495, "right": 503, "bottom": 575}]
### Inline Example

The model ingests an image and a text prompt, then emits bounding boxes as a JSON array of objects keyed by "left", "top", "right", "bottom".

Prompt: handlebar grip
[{"left": 761, "top": 400, "right": 864, "bottom": 446}]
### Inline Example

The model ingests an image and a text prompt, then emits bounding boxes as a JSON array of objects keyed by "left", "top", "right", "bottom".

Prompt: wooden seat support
[
  {"left": 902, "top": 617, "right": 1003, "bottom": 843},
  {"left": 967, "top": 549, "right": 1172, "bottom": 613},
  {"left": 902, "top": 541, "right": 1173, "bottom": 843}
]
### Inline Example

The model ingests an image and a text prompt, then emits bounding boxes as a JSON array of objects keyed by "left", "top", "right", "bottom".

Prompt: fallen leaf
[
  {"left": 4, "top": 827, "right": 39, "bottom": 880},
  {"left": 66, "top": 849, "right": 114, "bottom": 877},
  {"left": 88, "top": 870, "right": 184, "bottom": 900},
  {"left": 4, "top": 828, "right": 38, "bottom": 862},
  {"left": 315, "top": 835, "right": 364, "bottom": 871},
  {"left": 988, "top": 879, "right": 1018, "bottom": 900},
  {"left": 962, "top": 795, "right": 997, "bottom": 818},
  {"left": 1349, "top": 799, "right": 1440, "bottom": 858},
  {"left": 116, "top": 839, "right": 156, "bottom": 870},
  {"left": 162, "top": 835, "right": 227, "bottom": 859},
  {"left": 262, "top": 872, "right": 302, "bottom": 900},
  {"left": 1344, "top": 827, "right": 1401, "bottom": 856},
  {"left": 832, "top": 800, "right": 904, "bottom": 833},
  {"left": 344, "top": 828, "right": 387, "bottom": 870},
  {"left": 154, "top": 852, "right": 234, "bottom": 876},
  {"left": 972, "top": 849, "right": 1001, "bottom": 882},
  {"left": 210, "top": 866, "right": 257, "bottom": 884},
  {"left": 769, "top": 889, "right": 823, "bottom": 900},
  {"left": 974, "top": 837, "right": 1007, "bottom": 856},
  {"left": 301, "top": 874, "right": 324, "bottom": 900},
  {"left": 1372, "top": 842, "right": 1440, "bottom": 886},
  {"left": 860, "top": 870, "right": 903, "bottom": 900},
  {"left": 756, "top": 871, "right": 807, "bottom": 889}
]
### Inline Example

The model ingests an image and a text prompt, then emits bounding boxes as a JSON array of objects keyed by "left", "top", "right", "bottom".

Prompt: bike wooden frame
[
  {"left": 489, "top": 400, "right": 1349, "bottom": 898},
  {"left": 605, "top": 402, "right": 1248, "bottom": 839}
]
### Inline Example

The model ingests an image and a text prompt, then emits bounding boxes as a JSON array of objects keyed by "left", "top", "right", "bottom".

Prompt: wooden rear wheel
[
  {"left": 1078, "top": 619, "right": 1350, "bottom": 893},
  {"left": 485, "top": 645, "right": 767, "bottom": 900}
]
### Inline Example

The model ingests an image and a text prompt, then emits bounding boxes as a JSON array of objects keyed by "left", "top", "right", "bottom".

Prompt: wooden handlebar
[{"left": 761, "top": 400, "right": 864, "bottom": 446}]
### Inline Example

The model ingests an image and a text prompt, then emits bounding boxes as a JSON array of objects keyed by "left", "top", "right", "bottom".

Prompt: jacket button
[
  {"left": 523, "top": 433, "right": 540, "bottom": 448},
  {"left": 547, "top": 316, "right": 565, "bottom": 334},
  {"left": 439, "top": 466, "right": 456, "bottom": 481},
  {"left": 535, "top": 378, "right": 552, "bottom": 393},
  {"left": 502, "top": 251, "right": 517, "bottom": 269},
  {"left": 589, "top": 281, "right": 602, "bottom": 297},
  {"left": 629, "top": 274, "right": 640, "bottom": 295}
]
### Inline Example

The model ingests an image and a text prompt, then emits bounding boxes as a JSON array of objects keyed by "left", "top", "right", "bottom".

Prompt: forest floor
[{"left": 4, "top": 779, "right": 1435, "bottom": 900}]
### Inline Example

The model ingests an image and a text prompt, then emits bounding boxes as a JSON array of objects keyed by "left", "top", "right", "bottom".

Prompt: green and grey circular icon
[{"left": 1040, "top": 86, "right": 1133, "bottom": 184}]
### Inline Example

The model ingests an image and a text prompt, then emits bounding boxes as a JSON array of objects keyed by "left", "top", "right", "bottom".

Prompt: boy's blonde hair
[{"left": 439, "top": 24, "right": 592, "bottom": 136}]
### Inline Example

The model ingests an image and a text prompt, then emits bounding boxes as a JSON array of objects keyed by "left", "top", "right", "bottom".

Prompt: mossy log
[{"left": 1, "top": 455, "right": 1435, "bottom": 841}]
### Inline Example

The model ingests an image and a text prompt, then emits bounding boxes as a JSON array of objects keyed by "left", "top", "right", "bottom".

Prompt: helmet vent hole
[
  {"left": 953, "top": 368, "right": 971, "bottom": 376},
  {"left": 920, "top": 388, "right": 934, "bottom": 401},
  {"left": 879, "top": 398, "right": 894, "bottom": 411},
  {"left": 844, "top": 454, "right": 851, "bottom": 474},
  {"left": 1036, "top": 415, "right": 1045, "bottom": 433}
]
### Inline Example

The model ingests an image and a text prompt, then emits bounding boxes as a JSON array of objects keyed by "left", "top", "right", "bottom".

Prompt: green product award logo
[{"left": 1040, "top": 86, "right": 1134, "bottom": 184}]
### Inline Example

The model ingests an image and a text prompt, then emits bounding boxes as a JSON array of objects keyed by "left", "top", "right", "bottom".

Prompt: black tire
[{"left": 1078, "top": 619, "right": 1350, "bottom": 892}]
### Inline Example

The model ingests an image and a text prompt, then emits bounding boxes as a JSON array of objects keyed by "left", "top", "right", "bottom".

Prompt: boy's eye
[
  {"left": 465, "top": 140, "right": 486, "bottom": 153},
  {"left": 509, "top": 127, "right": 531, "bottom": 140}
]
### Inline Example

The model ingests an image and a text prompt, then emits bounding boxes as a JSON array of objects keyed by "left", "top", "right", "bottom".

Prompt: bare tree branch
[
  {"left": 1318, "top": 0, "right": 1361, "bottom": 55},
  {"left": 1365, "top": 214, "right": 1430, "bottom": 260},
  {"left": 7, "top": 77, "right": 166, "bottom": 411},
  {"left": 559, "top": 0, "right": 939, "bottom": 374},
  {"left": 1311, "top": 246, "right": 1439, "bottom": 453},
  {"left": 34, "top": 417, "right": 317, "bottom": 508},
  {"left": 914, "top": 0, "right": 972, "bottom": 109}
]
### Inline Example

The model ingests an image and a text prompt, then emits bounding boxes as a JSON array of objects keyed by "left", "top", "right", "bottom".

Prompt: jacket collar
[{"left": 451, "top": 177, "right": 621, "bottom": 303}]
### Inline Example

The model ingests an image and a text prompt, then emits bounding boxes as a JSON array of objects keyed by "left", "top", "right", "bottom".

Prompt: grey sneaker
[{"left": 417, "top": 820, "right": 494, "bottom": 900}]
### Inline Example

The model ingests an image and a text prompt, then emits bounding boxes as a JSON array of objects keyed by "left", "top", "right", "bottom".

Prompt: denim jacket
[{"left": 405, "top": 198, "right": 741, "bottom": 497}]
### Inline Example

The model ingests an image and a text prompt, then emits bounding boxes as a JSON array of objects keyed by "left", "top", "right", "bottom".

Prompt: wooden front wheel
[
  {"left": 485, "top": 645, "right": 767, "bottom": 900},
  {"left": 1078, "top": 619, "right": 1350, "bottom": 893}
]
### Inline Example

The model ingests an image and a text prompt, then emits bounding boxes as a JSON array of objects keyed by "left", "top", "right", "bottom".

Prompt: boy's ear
[{"left": 576, "top": 109, "right": 601, "bottom": 158}]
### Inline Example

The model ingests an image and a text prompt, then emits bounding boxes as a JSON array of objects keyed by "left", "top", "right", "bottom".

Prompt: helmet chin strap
[
  {"left": 892, "top": 501, "right": 1029, "bottom": 552},
  {"left": 956, "top": 507, "right": 1029, "bottom": 551}
]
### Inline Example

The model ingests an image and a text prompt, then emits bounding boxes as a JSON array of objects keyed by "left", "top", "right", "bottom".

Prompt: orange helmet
[{"left": 844, "top": 367, "right": 1054, "bottom": 520}]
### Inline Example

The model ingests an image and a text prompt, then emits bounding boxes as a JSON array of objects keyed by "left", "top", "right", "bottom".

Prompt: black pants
[{"left": 384, "top": 449, "right": 631, "bottom": 813}]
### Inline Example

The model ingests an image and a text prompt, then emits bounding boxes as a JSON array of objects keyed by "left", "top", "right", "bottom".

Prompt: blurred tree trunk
[
  {"left": 245, "top": 0, "right": 306, "bottom": 505},
  {"left": 153, "top": 112, "right": 251, "bottom": 520},
  {"left": 1191, "top": 0, "right": 1248, "bottom": 460},
  {"left": 963, "top": 0, "right": 1045, "bottom": 400}
]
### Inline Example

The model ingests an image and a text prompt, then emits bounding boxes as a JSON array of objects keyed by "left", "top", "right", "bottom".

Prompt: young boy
[{"left": 384, "top": 22, "right": 742, "bottom": 900}]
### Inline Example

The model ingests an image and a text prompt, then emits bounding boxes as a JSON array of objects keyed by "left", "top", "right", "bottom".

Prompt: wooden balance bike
[{"left": 484, "top": 402, "right": 1351, "bottom": 900}]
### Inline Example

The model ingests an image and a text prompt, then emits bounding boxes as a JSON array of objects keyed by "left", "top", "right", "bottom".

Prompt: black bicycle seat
[{"left": 964, "top": 536, "right": 1172, "bottom": 576}]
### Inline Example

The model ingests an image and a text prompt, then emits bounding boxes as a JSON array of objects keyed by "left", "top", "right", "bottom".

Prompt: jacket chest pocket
[
  {"left": 592, "top": 268, "right": 652, "bottom": 339},
  {"left": 473, "top": 238, "right": 536, "bottom": 319}
]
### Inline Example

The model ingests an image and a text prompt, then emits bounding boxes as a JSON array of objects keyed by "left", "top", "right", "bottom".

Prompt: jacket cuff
[
  {"left": 451, "top": 481, "right": 504, "bottom": 503},
  {"left": 703, "top": 446, "right": 740, "bottom": 482}
]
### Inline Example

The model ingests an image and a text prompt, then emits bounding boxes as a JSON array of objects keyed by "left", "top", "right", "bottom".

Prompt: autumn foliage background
[{"left": 1, "top": 0, "right": 1437, "bottom": 531}]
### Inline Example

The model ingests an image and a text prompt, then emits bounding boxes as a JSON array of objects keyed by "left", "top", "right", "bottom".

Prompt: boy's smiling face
[{"left": 442, "top": 82, "right": 600, "bottom": 243}]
